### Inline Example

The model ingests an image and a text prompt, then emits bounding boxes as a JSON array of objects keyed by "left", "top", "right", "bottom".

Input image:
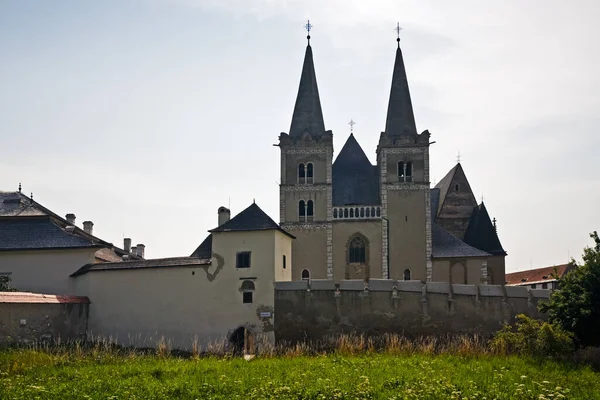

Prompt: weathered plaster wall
[
  {"left": 0, "top": 302, "right": 88, "bottom": 345},
  {"left": 274, "top": 280, "right": 549, "bottom": 343},
  {"left": 0, "top": 248, "right": 97, "bottom": 295},
  {"left": 332, "top": 221, "right": 382, "bottom": 281}
]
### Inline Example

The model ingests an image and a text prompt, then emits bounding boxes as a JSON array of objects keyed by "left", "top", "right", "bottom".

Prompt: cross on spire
[
  {"left": 456, "top": 151, "right": 461, "bottom": 163},
  {"left": 395, "top": 22, "right": 402, "bottom": 47},
  {"left": 348, "top": 119, "right": 356, "bottom": 134},
  {"left": 304, "top": 20, "right": 313, "bottom": 44}
]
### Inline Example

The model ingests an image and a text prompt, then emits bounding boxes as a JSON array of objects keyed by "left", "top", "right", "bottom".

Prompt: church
[{"left": 277, "top": 32, "right": 506, "bottom": 285}]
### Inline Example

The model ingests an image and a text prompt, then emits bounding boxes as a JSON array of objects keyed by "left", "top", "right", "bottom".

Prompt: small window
[
  {"left": 531, "top": 284, "right": 537, "bottom": 289},
  {"left": 398, "top": 161, "right": 405, "bottom": 178},
  {"left": 236, "top": 252, "right": 251, "bottom": 268},
  {"left": 403, "top": 269, "right": 411, "bottom": 281},
  {"left": 301, "top": 269, "right": 310, "bottom": 281},
  {"left": 405, "top": 162, "right": 413, "bottom": 182},
  {"left": 283, "top": 255, "right": 286, "bottom": 269},
  {"left": 298, "top": 200, "right": 306, "bottom": 222},
  {"left": 542, "top": 283, "right": 547, "bottom": 289},
  {"left": 306, "top": 163, "right": 314, "bottom": 184},
  {"left": 333, "top": 209, "right": 338, "bottom": 218},
  {"left": 243, "top": 292, "right": 253, "bottom": 304},
  {"left": 454, "top": 184, "right": 460, "bottom": 192},
  {"left": 306, "top": 200, "right": 314, "bottom": 221}
]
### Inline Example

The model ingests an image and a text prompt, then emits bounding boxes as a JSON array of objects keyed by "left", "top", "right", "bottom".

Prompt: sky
[{"left": 1, "top": 0, "right": 599, "bottom": 272}]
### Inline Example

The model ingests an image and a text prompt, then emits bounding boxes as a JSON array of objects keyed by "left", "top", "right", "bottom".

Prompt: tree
[
  {"left": 0, "top": 275, "right": 17, "bottom": 292},
  {"left": 541, "top": 231, "right": 600, "bottom": 346}
]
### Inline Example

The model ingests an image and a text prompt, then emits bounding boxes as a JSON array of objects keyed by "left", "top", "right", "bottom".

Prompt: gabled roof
[
  {"left": 289, "top": 44, "right": 326, "bottom": 137},
  {"left": 434, "top": 163, "right": 461, "bottom": 217},
  {"left": 71, "top": 257, "right": 210, "bottom": 277},
  {"left": 384, "top": 45, "right": 417, "bottom": 137},
  {"left": 505, "top": 264, "right": 574, "bottom": 285},
  {"left": 190, "top": 233, "right": 212, "bottom": 258},
  {"left": 0, "top": 216, "right": 102, "bottom": 251},
  {"left": 431, "top": 223, "right": 491, "bottom": 259},
  {"left": 463, "top": 202, "right": 506, "bottom": 256},
  {"left": 209, "top": 203, "right": 295, "bottom": 238},
  {"left": 332, "top": 134, "right": 379, "bottom": 206}
]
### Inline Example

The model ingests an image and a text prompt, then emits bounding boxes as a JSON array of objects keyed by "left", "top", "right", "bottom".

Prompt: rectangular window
[
  {"left": 542, "top": 283, "right": 547, "bottom": 289},
  {"left": 283, "top": 255, "right": 286, "bottom": 269},
  {"left": 243, "top": 291, "right": 253, "bottom": 304},
  {"left": 531, "top": 284, "right": 536, "bottom": 289},
  {"left": 236, "top": 252, "right": 251, "bottom": 268}
]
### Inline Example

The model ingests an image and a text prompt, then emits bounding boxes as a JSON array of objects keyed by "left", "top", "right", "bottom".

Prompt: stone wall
[
  {"left": 274, "top": 279, "right": 550, "bottom": 343},
  {"left": 0, "top": 292, "right": 89, "bottom": 345}
]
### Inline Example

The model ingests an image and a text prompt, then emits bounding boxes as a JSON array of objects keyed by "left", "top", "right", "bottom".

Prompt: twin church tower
[{"left": 277, "top": 27, "right": 506, "bottom": 285}]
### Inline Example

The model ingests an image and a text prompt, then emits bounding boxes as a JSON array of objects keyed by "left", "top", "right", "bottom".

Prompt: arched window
[
  {"left": 454, "top": 183, "right": 460, "bottom": 192},
  {"left": 333, "top": 209, "right": 338, "bottom": 218},
  {"left": 298, "top": 200, "right": 306, "bottom": 222},
  {"left": 405, "top": 162, "right": 413, "bottom": 182},
  {"left": 306, "top": 163, "right": 314, "bottom": 184},
  {"left": 365, "top": 207, "right": 370, "bottom": 217},
  {"left": 360, "top": 207, "right": 365, "bottom": 217},
  {"left": 350, "top": 208, "right": 354, "bottom": 218},
  {"left": 306, "top": 200, "right": 314, "bottom": 221},
  {"left": 348, "top": 236, "right": 366, "bottom": 264},
  {"left": 241, "top": 280, "right": 255, "bottom": 303},
  {"left": 403, "top": 269, "right": 411, "bottom": 281},
  {"left": 398, "top": 161, "right": 405, "bottom": 178},
  {"left": 301, "top": 269, "right": 310, "bottom": 281},
  {"left": 344, "top": 208, "right": 349, "bottom": 218},
  {"left": 298, "top": 163, "right": 306, "bottom": 184}
]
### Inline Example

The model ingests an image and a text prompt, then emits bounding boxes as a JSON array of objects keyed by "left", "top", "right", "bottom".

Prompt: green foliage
[
  {"left": 541, "top": 231, "right": 600, "bottom": 346},
  {"left": 0, "top": 275, "right": 16, "bottom": 292},
  {"left": 1, "top": 349, "right": 599, "bottom": 399},
  {"left": 490, "top": 314, "right": 574, "bottom": 358}
]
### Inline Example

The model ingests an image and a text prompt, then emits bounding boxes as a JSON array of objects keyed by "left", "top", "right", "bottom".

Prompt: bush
[{"left": 490, "top": 314, "right": 574, "bottom": 358}]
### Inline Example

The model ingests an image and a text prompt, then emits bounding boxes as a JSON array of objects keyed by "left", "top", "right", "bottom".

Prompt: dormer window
[
  {"left": 299, "top": 200, "right": 314, "bottom": 222},
  {"left": 298, "top": 162, "right": 314, "bottom": 184},
  {"left": 398, "top": 161, "right": 413, "bottom": 182}
]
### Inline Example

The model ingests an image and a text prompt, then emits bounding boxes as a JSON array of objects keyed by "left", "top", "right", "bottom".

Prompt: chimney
[
  {"left": 131, "top": 246, "right": 137, "bottom": 256},
  {"left": 65, "top": 213, "right": 76, "bottom": 224},
  {"left": 136, "top": 244, "right": 145, "bottom": 258},
  {"left": 83, "top": 221, "right": 94, "bottom": 235},
  {"left": 218, "top": 206, "right": 231, "bottom": 226},
  {"left": 124, "top": 238, "right": 132, "bottom": 253}
]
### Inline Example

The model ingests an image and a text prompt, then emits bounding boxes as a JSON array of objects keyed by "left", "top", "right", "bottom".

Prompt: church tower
[
  {"left": 377, "top": 33, "right": 433, "bottom": 281},
  {"left": 278, "top": 34, "right": 333, "bottom": 280}
]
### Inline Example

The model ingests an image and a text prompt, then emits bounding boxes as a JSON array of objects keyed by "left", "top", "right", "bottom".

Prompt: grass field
[{"left": 1, "top": 348, "right": 600, "bottom": 399}]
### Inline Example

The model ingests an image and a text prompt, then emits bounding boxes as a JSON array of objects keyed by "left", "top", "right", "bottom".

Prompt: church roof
[
  {"left": 0, "top": 215, "right": 102, "bottom": 251},
  {"left": 332, "top": 134, "right": 379, "bottom": 206},
  {"left": 434, "top": 163, "right": 461, "bottom": 217},
  {"left": 209, "top": 202, "right": 295, "bottom": 238},
  {"left": 384, "top": 45, "right": 418, "bottom": 137},
  {"left": 431, "top": 223, "right": 491, "bottom": 259},
  {"left": 71, "top": 257, "right": 210, "bottom": 277},
  {"left": 463, "top": 202, "right": 506, "bottom": 256},
  {"left": 289, "top": 44, "right": 326, "bottom": 137}
]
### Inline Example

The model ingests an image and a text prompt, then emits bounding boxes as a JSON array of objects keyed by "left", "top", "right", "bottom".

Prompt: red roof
[
  {"left": 505, "top": 264, "right": 574, "bottom": 285},
  {"left": 0, "top": 292, "right": 90, "bottom": 304}
]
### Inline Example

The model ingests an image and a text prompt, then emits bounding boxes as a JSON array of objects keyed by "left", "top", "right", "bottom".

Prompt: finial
[
  {"left": 304, "top": 20, "right": 313, "bottom": 44},
  {"left": 456, "top": 151, "right": 461, "bottom": 163},
  {"left": 395, "top": 22, "right": 402, "bottom": 48},
  {"left": 253, "top": 198, "right": 255, "bottom": 204},
  {"left": 30, "top": 192, "right": 33, "bottom": 201},
  {"left": 348, "top": 119, "right": 356, "bottom": 134},
  {"left": 18, "top": 182, "right": 21, "bottom": 193},
  {"left": 481, "top": 194, "right": 484, "bottom": 203}
]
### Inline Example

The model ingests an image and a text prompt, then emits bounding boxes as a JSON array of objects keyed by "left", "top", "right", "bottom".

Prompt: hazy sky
[{"left": 1, "top": 0, "right": 599, "bottom": 272}]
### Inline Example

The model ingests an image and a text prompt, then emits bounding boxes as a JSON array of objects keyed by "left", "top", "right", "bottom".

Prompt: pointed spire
[
  {"left": 385, "top": 25, "right": 417, "bottom": 137},
  {"left": 288, "top": 40, "right": 326, "bottom": 137}
]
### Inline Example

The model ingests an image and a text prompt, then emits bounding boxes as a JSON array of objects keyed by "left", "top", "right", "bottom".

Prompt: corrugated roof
[
  {"left": 71, "top": 257, "right": 211, "bottom": 277},
  {"left": 505, "top": 264, "right": 574, "bottom": 285},
  {"left": 209, "top": 203, "right": 295, "bottom": 238},
  {"left": 0, "top": 216, "right": 101, "bottom": 251},
  {"left": 332, "top": 134, "right": 379, "bottom": 206},
  {"left": 431, "top": 223, "right": 491, "bottom": 258},
  {"left": 0, "top": 292, "right": 89, "bottom": 304}
]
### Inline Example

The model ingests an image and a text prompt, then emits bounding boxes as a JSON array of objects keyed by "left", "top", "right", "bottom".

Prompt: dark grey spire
[
  {"left": 289, "top": 44, "right": 326, "bottom": 137},
  {"left": 384, "top": 44, "right": 417, "bottom": 137}
]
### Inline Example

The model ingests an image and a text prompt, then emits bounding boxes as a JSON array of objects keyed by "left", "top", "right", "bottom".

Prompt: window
[
  {"left": 306, "top": 200, "right": 314, "bottom": 221},
  {"left": 398, "top": 161, "right": 405, "bottom": 178},
  {"left": 299, "top": 200, "right": 306, "bottom": 221},
  {"left": 301, "top": 269, "right": 310, "bottom": 281},
  {"left": 283, "top": 255, "right": 286, "bottom": 269},
  {"left": 405, "top": 162, "right": 413, "bottom": 182},
  {"left": 454, "top": 184, "right": 460, "bottom": 192},
  {"left": 299, "top": 200, "right": 314, "bottom": 222},
  {"left": 241, "top": 280, "right": 255, "bottom": 304},
  {"left": 404, "top": 269, "right": 411, "bottom": 281},
  {"left": 348, "top": 236, "right": 366, "bottom": 263},
  {"left": 531, "top": 284, "right": 537, "bottom": 289},
  {"left": 298, "top": 163, "right": 305, "bottom": 184},
  {"left": 542, "top": 283, "right": 547, "bottom": 289},
  {"left": 236, "top": 252, "right": 251, "bottom": 268},
  {"left": 306, "top": 163, "right": 314, "bottom": 184},
  {"left": 398, "top": 161, "right": 413, "bottom": 182}
]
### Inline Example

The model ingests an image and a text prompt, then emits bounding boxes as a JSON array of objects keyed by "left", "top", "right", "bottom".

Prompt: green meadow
[{"left": 1, "top": 349, "right": 599, "bottom": 399}]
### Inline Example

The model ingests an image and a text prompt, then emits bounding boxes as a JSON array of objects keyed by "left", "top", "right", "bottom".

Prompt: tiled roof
[
  {"left": 431, "top": 223, "right": 491, "bottom": 258},
  {"left": 0, "top": 216, "right": 101, "bottom": 251},
  {"left": 332, "top": 134, "right": 379, "bottom": 206},
  {"left": 190, "top": 234, "right": 212, "bottom": 258},
  {"left": 505, "top": 264, "right": 574, "bottom": 285},
  {"left": 433, "top": 163, "right": 460, "bottom": 217},
  {"left": 95, "top": 248, "right": 124, "bottom": 262},
  {"left": 71, "top": 257, "right": 211, "bottom": 277},
  {"left": 209, "top": 203, "right": 295, "bottom": 238},
  {"left": 0, "top": 292, "right": 89, "bottom": 304},
  {"left": 289, "top": 44, "right": 326, "bottom": 137},
  {"left": 463, "top": 202, "right": 506, "bottom": 256}
]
